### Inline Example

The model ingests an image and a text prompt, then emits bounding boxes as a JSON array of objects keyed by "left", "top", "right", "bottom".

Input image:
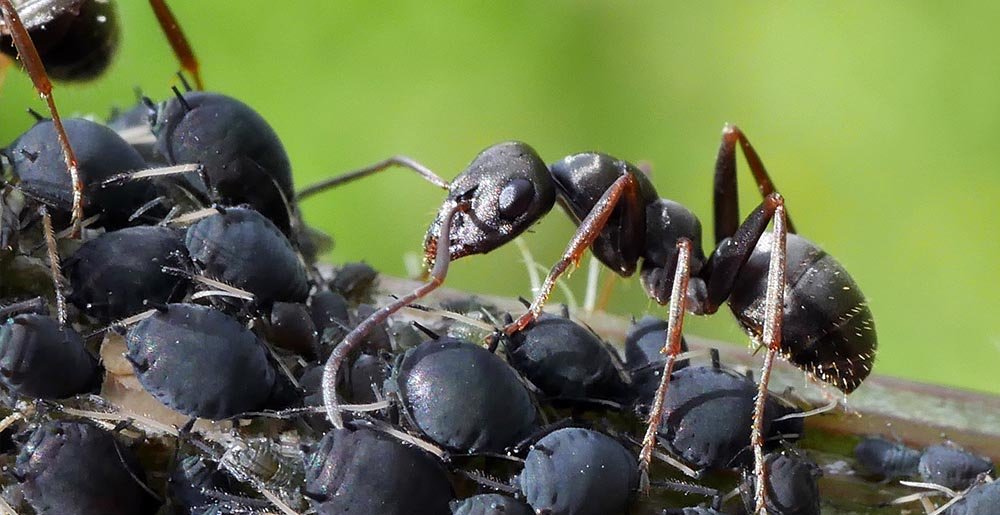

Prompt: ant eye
[{"left": 498, "top": 178, "right": 534, "bottom": 221}]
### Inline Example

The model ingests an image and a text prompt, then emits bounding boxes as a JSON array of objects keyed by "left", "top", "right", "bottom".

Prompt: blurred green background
[{"left": 1, "top": 2, "right": 997, "bottom": 394}]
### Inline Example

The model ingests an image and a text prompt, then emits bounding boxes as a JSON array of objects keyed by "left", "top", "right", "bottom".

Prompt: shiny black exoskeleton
[
  {"left": 519, "top": 427, "right": 638, "bottom": 515},
  {"left": 0, "top": 0, "right": 119, "bottom": 82},
  {"left": 387, "top": 337, "right": 538, "bottom": 453},
  {"left": 151, "top": 91, "right": 295, "bottom": 233},
  {"left": 625, "top": 315, "right": 689, "bottom": 400},
  {"left": 425, "top": 137, "right": 875, "bottom": 393},
  {"left": 125, "top": 303, "right": 296, "bottom": 419},
  {"left": 0, "top": 313, "right": 100, "bottom": 399},
  {"left": 185, "top": 206, "right": 308, "bottom": 306},
  {"left": 65, "top": 225, "right": 191, "bottom": 322},
  {"left": 853, "top": 436, "right": 921, "bottom": 479},
  {"left": 506, "top": 313, "right": 630, "bottom": 404},
  {"left": 918, "top": 443, "right": 994, "bottom": 491},
  {"left": 14, "top": 420, "right": 156, "bottom": 515},
  {"left": 2, "top": 117, "right": 164, "bottom": 229},
  {"left": 304, "top": 427, "right": 454, "bottom": 515}
]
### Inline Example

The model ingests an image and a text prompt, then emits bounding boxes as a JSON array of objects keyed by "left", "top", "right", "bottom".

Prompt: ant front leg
[
  {"left": 638, "top": 238, "right": 693, "bottom": 489},
  {"left": 714, "top": 124, "right": 797, "bottom": 243},
  {"left": 503, "top": 171, "right": 641, "bottom": 335},
  {"left": 148, "top": 0, "right": 204, "bottom": 90},
  {"left": 321, "top": 200, "right": 469, "bottom": 428},
  {"left": 0, "top": 0, "right": 83, "bottom": 237}
]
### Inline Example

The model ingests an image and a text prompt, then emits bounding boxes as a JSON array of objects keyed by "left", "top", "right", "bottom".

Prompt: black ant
[
  {"left": 0, "top": 0, "right": 203, "bottom": 236},
  {"left": 303, "top": 129, "right": 876, "bottom": 515}
]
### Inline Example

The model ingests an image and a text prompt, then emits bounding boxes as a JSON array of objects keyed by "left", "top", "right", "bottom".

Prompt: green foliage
[{"left": 1, "top": 1, "right": 996, "bottom": 393}]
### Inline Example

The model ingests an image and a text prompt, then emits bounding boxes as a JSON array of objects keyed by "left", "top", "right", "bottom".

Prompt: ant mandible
[
  {"left": 303, "top": 133, "right": 877, "bottom": 514},
  {"left": 0, "top": 0, "right": 204, "bottom": 236}
]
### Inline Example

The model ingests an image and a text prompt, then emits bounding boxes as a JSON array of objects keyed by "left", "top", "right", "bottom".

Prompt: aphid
[
  {"left": 505, "top": 313, "right": 630, "bottom": 404},
  {"left": 644, "top": 359, "right": 802, "bottom": 472},
  {"left": 14, "top": 419, "right": 156, "bottom": 514},
  {"left": 741, "top": 450, "right": 822, "bottom": 515},
  {"left": 125, "top": 302, "right": 296, "bottom": 420},
  {"left": 0, "top": 0, "right": 204, "bottom": 235},
  {"left": 308, "top": 289, "right": 350, "bottom": 335},
  {"left": 387, "top": 336, "right": 538, "bottom": 453},
  {"left": 330, "top": 261, "right": 379, "bottom": 304},
  {"left": 184, "top": 206, "right": 309, "bottom": 306},
  {"left": 853, "top": 436, "right": 920, "bottom": 479},
  {"left": 64, "top": 225, "right": 190, "bottom": 323},
  {"left": 625, "top": 315, "right": 689, "bottom": 401},
  {"left": 519, "top": 427, "right": 638, "bottom": 515},
  {"left": 944, "top": 479, "right": 1000, "bottom": 515},
  {"left": 918, "top": 443, "right": 994, "bottom": 491},
  {"left": 219, "top": 437, "right": 304, "bottom": 492},
  {"left": 303, "top": 426, "right": 454, "bottom": 515},
  {"left": 0, "top": 313, "right": 100, "bottom": 399},
  {"left": 265, "top": 301, "right": 320, "bottom": 358},
  {"left": 450, "top": 494, "right": 533, "bottom": 515},
  {"left": 150, "top": 91, "right": 296, "bottom": 233},
  {"left": 310, "top": 129, "right": 877, "bottom": 515}
]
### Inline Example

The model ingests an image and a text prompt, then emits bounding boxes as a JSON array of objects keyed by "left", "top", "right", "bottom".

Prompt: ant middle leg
[
  {"left": 713, "top": 124, "right": 797, "bottom": 243},
  {"left": 638, "top": 238, "right": 694, "bottom": 488}
]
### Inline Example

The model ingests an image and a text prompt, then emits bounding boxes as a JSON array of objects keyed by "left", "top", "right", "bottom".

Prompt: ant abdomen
[{"left": 728, "top": 232, "right": 876, "bottom": 393}]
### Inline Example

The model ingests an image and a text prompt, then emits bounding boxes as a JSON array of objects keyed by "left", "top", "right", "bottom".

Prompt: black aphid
[
  {"left": 14, "top": 419, "right": 156, "bottom": 514},
  {"left": 304, "top": 427, "right": 454, "bottom": 514},
  {"left": 450, "top": 494, "right": 533, "bottom": 515},
  {"left": 0, "top": 313, "right": 100, "bottom": 399},
  {"left": 125, "top": 303, "right": 295, "bottom": 419},
  {"left": 519, "top": 427, "right": 638, "bottom": 515},
  {"left": 389, "top": 337, "right": 538, "bottom": 453},
  {"left": 853, "top": 436, "right": 921, "bottom": 479},
  {"left": 65, "top": 226, "right": 190, "bottom": 322},
  {"left": 918, "top": 443, "right": 994, "bottom": 491},
  {"left": 742, "top": 450, "right": 822, "bottom": 515}
]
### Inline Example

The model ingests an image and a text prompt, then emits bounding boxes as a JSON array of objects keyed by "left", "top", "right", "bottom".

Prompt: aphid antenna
[
  {"left": 397, "top": 303, "right": 498, "bottom": 333},
  {"left": 111, "top": 437, "right": 164, "bottom": 504},
  {"left": 25, "top": 107, "right": 44, "bottom": 121},
  {"left": 175, "top": 70, "right": 193, "bottom": 92},
  {"left": 170, "top": 85, "right": 191, "bottom": 112},
  {"left": 773, "top": 397, "right": 840, "bottom": 422},
  {"left": 361, "top": 418, "right": 449, "bottom": 461},
  {"left": 616, "top": 429, "right": 699, "bottom": 479},
  {"left": 128, "top": 196, "right": 167, "bottom": 222},
  {"left": 898, "top": 480, "right": 958, "bottom": 498},
  {"left": 162, "top": 266, "right": 255, "bottom": 302},
  {"left": 410, "top": 321, "right": 440, "bottom": 340},
  {"left": 166, "top": 206, "right": 220, "bottom": 226},
  {"left": 260, "top": 340, "right": 301, "bottom": 390},
  {"left": 100, "top": 163, "right": 203, "bottom": 186}
]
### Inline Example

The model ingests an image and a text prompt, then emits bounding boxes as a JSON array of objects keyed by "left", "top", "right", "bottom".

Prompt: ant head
[{"left": 423, "top": 141, "right": 555, "bottom": 268}]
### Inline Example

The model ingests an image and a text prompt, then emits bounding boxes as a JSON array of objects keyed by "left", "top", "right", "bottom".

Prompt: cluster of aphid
[{"left": 0, "top": 1, "right": 994, "bottom": 515}]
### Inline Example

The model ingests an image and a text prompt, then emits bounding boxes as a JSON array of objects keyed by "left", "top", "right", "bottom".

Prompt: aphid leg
[
  {"left": 638, "top": 238, "right": 693, "bottom": 489},
  {"left": 713, "top": 124, "right": 796, "bottom": 244},
  {"left": 38, "top": 206, "right": 67, "bottom": 325},
  {"left": 322, "top": 200, "right": 469, "bottom": 428},
  {"left": 296, "top": 155, "right": 450, "bottom": 201},
  {"left": 0, "top": 0, "right": 84, "bottom": 237},
  {"left": 148, "top": 0, "right": 204, "bottom": 90},
  {"left": 504, "top": 171, "right": 641, "bottom": 335},
  {"left": 750, "top": 197, "right": 787, "bottom": 515}
]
